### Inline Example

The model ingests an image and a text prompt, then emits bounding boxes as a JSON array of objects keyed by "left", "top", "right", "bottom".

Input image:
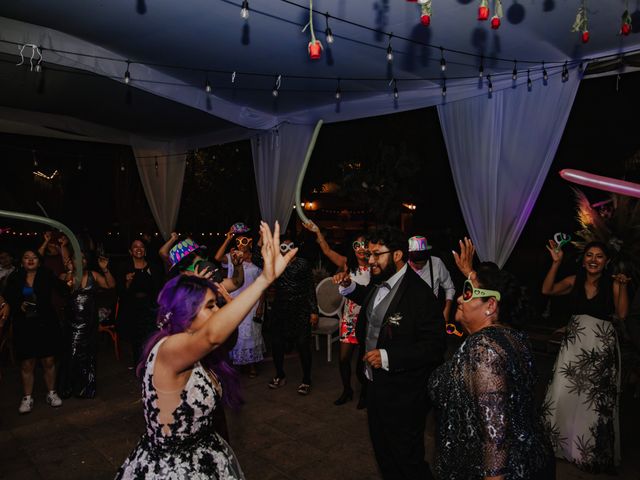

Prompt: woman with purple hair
[{"left": 116, "top": 222, "right": 295, "bottom": 480}]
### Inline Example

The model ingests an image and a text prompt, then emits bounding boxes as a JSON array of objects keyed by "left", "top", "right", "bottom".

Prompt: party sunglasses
[
  {"left": 280, "top": 242, "right": 295, "bottom": 253},
  {"left": 236, "top": 237, "right": 252, "bottom": 247},
  {"left": 352, "top": 240, "right": 366, "bottom": 250},
  {"left": 462, "top": 279, "right": 501, "bottom": 302}
]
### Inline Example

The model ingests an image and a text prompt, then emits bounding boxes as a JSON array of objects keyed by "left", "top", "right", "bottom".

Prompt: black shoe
[
  {"left": 333, "top": 390, "right": 353, "bottom": 406},
  {"left": 356, "top": 393, "right": 367, "bottom": 410}
]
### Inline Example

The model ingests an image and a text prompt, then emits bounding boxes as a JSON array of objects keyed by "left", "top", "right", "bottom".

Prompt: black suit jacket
[{"left": 348, "top": 266, "right": 445, "bottom": 396}]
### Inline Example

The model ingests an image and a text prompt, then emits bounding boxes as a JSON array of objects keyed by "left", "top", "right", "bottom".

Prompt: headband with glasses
[
  {"left": 280, "top": 242, "right": 295, "bottom": 253},
  {"left": 461, "top": 277, "right": 501, "bottom": 303}
]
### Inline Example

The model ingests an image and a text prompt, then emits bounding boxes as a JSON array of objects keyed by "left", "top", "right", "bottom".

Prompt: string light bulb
[
  {"left": 527, "top": 69, "right": 532, "bottom": 90},
  {"left": 335, "top": 78, "right": 341, "bottom": 101},
  {"left": 240, "top": 0, "right": 249, "bottom": 19},
  {"left": 393, "top": 79, "right": 399, "bottom": 99},
  {"left": 441, "top": 79, "right": 447, "bottom": 97},
  {"left": 77, "top": 160, "right": 82, "bottom": 171},
  {"left": 487, "top": 74, "right": 493, "bottom": 93},
  {"left": 478, "top": 56, "right": 484, "bottom": 78},
  {"left": 272, "top": 74, "right": 281, "bottom": 97},
  {"left": 325, "top": 13, "right": 334, "bottom": 44},
  {"left": 32, "top": 150, "right": 38, "bottom": 168},
  {"left": 512, "top": 60, "right": 518, "bottom": 81},
  {"left": 542, "top": 62, "right": 548, "bottom": 82},
  {"left": 562, "top": 61, "right": 569, "bottom": 82},
  {"left": 124, "top": 61, "right": 131, "bottom": 84},
  {"left": 205, "top": 78, "right": 212, "bottom": 93},
  {"left": 120, "top": 162, "right": 125, "bottom": 172},
  {"left": 386, "top": 34, "right": 394, "bottom": 62},
  {"left": 440, "top": 47, "right": 447, "bottom": 72}
]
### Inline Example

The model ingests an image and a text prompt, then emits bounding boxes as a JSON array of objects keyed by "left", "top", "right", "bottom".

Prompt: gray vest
[{"left": 365, "top": 280, "right": 401, "bottom": 353}]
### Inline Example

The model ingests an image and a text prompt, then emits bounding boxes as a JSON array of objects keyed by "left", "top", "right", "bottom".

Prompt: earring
[{"left": 485, "top": 311, "right": 490, "bottom": 316}]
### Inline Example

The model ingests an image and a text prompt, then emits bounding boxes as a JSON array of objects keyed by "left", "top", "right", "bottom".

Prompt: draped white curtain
[
  {"left": 130, "top": 137, "right": 187, "bottom": 240},
  {"left": 250, "top": 123, "right": 316, "bottom": 229},
  {"left": 437, "top": 76, "right": 582, "bottom": 267}
]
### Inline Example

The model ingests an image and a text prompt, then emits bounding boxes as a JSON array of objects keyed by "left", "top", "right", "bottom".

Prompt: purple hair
[{"left": 137, "top": 275, "right": 243, "bottom": 409}]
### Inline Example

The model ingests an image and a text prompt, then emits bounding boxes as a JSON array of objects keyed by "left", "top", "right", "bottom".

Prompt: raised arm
[
  {"left": 221, "top": 250, "right": 245, "bottom": 292},
  {"left": 159, "top": 232, "right": 179, "bottom": 263},
  {"left": 158, "top": 222, "right": 297, "bottom": 373},
  {"left": 303, "top": 221, "right": 347, "bottom": 270},
  {"left": 38, "top": 231, "right": 53, "bottom": 257},
  {"left": 612, "top": 274, "right": 630, "bottom": 319},
  {"left": 541, "top": 239, "right": 574, "bottom": 296},
  {"left": 93, "top": 255, "right": 116, "bottom": 290},
  {"left": 214, "top": 227, "right": 235, "bottom": 263}
]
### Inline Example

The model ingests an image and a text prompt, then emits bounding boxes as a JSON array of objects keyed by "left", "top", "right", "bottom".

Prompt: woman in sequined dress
[
  {"left": 429, "top": 242, "right": 555, "bottom": 480},
  {"left": 541, "top": 240, "right": 629, "bottom": 472},
  {"left": 116, "top": 222, "right": 294, "bottom": 479},
  {"left": 58, "top": 253, "right": 115, "bottom": 399}
]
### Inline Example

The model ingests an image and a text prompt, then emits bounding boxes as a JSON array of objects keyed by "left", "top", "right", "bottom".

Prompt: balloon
[{"left": 559, "top": 169, "right": 640, "bottom": 199}]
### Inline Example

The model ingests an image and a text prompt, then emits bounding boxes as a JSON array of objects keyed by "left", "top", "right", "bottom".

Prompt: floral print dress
[
  {"left": 116, "top": 338, "right": 244, "bottom": 479},
  {"left": 339, "top": 266, "right": 370, "bottom": 344}
]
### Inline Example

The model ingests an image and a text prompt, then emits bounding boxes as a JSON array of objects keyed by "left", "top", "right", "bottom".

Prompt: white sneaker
[
  {"left": 18, "top": 396, "right": 34, "bottom": 414},
  {"left": 46, "top": 391, "right": 62, "bottom": 408}
]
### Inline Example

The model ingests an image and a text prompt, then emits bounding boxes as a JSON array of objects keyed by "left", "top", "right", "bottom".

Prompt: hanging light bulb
[
  {"left": 205, "top": 78, "right": 212, "bottom": 93},
  {"left": 527, "top": 70, "right": 532, "bottom": 90},
  {"left": 77, "top": 160, "right": 82, "bottom": 171},
  {"left": 32, "top": 150, "right": 38, "bottom": 167},
  {"left": 272, "top": 75, "right": 281, "bottom": 97},
  {"left": 120, "top": 162, "right": 125, "bottom": 172},
  {"left": 478, "top": 56, "right": 484, "bottom": 78},
  {"left": 441, "top": 79, "right": 447, "bottom": 97},
  {"left": 124, "top": 61, "right": 131, "bottom": 84},
  {"left": 562, "top": 61, "right": 569, "bottom": 82},
  {"left": 386, "top": 34, "right": 394, "bottom": 62},
  {"left": 325, "top": 13, "right": 334, "bottom": 44},
  {"left": 393, "top": 79, "right": 399, "bottom": 99},
  {"left": 542, "top": 62, "right": 548, "bottom": 82},
  {"left": 154, "top": 157, "right": 159, "bottom": 175},
  {"left": 512, "top": 60, "right": 518, "bottom": 81},
  {"left": 487, "top": 74, "right": 493, "bottom": 93},
  {"left": 240, "top": 0, "right": 249, "bottom": 19},
  {"left": 335, "top": 78, "right": 341, "bottom": 101},
  {"left": 440, "top": 47, "right": 447, "bottom": 72}
]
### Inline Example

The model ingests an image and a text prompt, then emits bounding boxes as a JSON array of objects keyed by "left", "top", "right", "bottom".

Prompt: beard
[{"left": 371, "top": 260, "right": 397, "bottom": 285}]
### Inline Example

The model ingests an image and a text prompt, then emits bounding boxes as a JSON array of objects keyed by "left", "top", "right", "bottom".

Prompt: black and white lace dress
[{"left": 116, "top": 338, "right": 244, "bottom": 479}]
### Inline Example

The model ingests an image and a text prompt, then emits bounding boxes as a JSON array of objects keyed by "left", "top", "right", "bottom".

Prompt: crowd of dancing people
[{"left": 0, "top": 218, "right": 637, "bottom": 479}]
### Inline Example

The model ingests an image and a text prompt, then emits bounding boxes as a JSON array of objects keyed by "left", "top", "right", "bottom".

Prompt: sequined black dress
[
  {"left": 60, "top": 272, "right": 98, "bottom": 398},
  {"left": 116, "top": 338, "right": 244, "bottom": 479},
  {"left": 429, "top": 326, "right": 555, "bottom": 480}
]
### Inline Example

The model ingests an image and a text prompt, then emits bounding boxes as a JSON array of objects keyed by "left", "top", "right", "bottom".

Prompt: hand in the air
[
  {"left": 545, "top": 239, "right": 564, "bottom": 263},
  {"left": 333, "top": 271, "right": 351, "bottom": 287},
  {"left": 453, "top": 237, "right": 476, "bottom": 278},
  {"left": 259, "top": 221, "right": 296, "bottom": 284}
]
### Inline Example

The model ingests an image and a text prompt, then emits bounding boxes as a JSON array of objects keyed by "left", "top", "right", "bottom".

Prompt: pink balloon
[{"left": 559, "top": 169, "right": 640, "bottom": 199}]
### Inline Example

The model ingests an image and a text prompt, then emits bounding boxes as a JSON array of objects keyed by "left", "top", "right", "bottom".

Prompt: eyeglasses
[
  {"left": 280, "top": 242, "right": 295, "bottom": 253},
  {"left": 462, "top": 279, "right": 501, "bottom": 303},
  {"left": 352, "top": 240, "right": 366, "bottom": 251},
  {"left": 364, "top": 250, "right": 392, "bottom": 261},
  {"left": 236, "top": 237, "right": 252, "bottom": 247}
]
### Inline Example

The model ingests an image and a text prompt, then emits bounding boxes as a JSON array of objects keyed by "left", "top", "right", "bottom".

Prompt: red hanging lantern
[
  {"left": 420, "top": 13, "right": 431, "bottom": 26},
  {"left": 478, "top": 0, "right": 490, "bottom": 20},
  {"left": 418, "top": 1, "right": 432, "bottom": 27},
  {"left": 621, "top": 10, "right": 632, "bottom": 36},
  {"left": 581, "top": 30, "right": 589, "bottom": 43},
  {"left": 490, "top": 15, "right": 500, "bottom": 29},
  {"left": 308, "top": 40, "right": 322, "bottom": 59}
]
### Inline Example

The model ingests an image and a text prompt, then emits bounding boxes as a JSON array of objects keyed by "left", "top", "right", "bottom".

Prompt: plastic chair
[{"left": 312, "top": 277, "right": 345, "bottom": 362}]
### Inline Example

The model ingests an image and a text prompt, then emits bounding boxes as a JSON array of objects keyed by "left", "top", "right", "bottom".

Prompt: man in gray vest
[{"left": 335, "top": 226, "right": 445, "bottom": 480}]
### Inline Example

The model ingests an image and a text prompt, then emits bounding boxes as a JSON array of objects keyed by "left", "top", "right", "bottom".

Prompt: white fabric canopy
[
  {"left": 251, "top": 123, "right": 316, "bottom": 229},
  {"left": 437, "top": 70, "right": 582, "bottom": 267}
]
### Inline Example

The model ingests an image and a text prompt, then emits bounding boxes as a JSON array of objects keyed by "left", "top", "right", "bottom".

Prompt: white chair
[{"left": 312, "top": 276, "right": 345, "bottom": 362}]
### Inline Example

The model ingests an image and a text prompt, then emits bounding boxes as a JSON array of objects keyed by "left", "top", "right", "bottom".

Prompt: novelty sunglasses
[
  {"left": 462, "top": 279, "right": 501, "bottom": 303},
  {"left": 280, "top": 242, "right": 295, "bottom": 253}
]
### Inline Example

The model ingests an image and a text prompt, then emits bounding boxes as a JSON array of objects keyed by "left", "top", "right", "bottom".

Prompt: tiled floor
[{"left": 0, "top": 337, "right": 638, "bottom": 479}]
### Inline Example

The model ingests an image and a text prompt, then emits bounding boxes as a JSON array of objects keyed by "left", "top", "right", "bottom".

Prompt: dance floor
[{"left": 0, "top": 334, "right": 638, "bottom": 479}]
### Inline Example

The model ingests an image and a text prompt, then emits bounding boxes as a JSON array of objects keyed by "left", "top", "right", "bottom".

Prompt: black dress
[
  {"left": 429, "top": 326, "right": 555, "bottom": 480},
  {"left": 117, "top": 262, "right": 163, "bottom": 364},
  {"left": 4, "top": 267, "right": 64, "bottom": 360},
  {"left": 59, "top": 272, "right": 98, "bottom": 398}
]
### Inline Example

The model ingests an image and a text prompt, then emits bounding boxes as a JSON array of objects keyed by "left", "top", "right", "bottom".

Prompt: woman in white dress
[{"left": 541, "top": 240, "right": 629, "bottom": 473}]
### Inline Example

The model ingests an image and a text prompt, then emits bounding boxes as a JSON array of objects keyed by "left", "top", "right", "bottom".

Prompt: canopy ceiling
[{"left": 0, "top": 0, "right": 638, "bottom": 145}]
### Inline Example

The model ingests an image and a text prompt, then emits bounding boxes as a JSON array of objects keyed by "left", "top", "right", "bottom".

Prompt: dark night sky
[{"left": 1, "top": 71, "right": 639, "bottom": 272}]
